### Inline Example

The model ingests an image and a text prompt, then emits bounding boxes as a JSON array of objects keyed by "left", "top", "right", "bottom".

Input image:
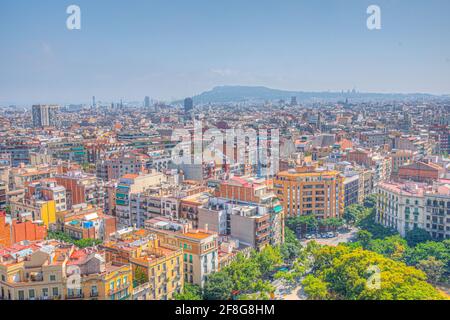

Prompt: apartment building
[
  {"left": 66, "top": 248, "right": 132, "bottom": 300},
  {"left": 96, "top": 153, "right": 149, "bottom": 181},
  {"left": 101, "top": 229, "right": 183, "bottom": 300},
  {"left": 144, "top": 218, "right": 218, "bottom": 288},
  {"left": 0, "top": 241, "right": 72, "bottom": 300},
  {"left": 54, "top": 171, "right": 105, "bottom": 210},
  {"left": 56, "top": 204, "right": 116, "bottom": 241},
  {"left": 115, "top": 172, "right": 167, "bottom": 228},
  {"left": 26, "top": 179, "right": 67, "bottom": 213},
  {"left": 274, "top": 165, "right": 344, "bottom": 219},
  {"left": 424, "top": 185, "right": 450, "bottom": 240},
  {"left": 398, "top": 161, "right": 444, "bottom": 183},
  {"left": 0, "top": 181, "right": 6, "bottom": 209},
  {"left": 376, "top": 181, "right": 426, "bottom": 237}
]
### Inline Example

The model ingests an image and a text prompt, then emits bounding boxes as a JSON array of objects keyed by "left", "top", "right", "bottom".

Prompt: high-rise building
[
  {"left": 144, "top": 96, "right": 151, "bottom": 108},
  {"left": 290, "top": 96, "right": 298, "bottom": 106},
  {"left": 184, "top": 98, "right": 194, "bottom": 115},
  {"left": 32, "top": 104, "right": 59, "bottom": 128}
]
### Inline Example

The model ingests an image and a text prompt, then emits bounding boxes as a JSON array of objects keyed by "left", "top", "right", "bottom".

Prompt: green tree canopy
[
  {"left": 308, "top": 245, "right": 446, "bottom": 300},
  {"left": 203, "top": 271, "right": 234, "bottom": 300},
  {"left": 405, "top": 228, "right": 433, "bottom": 247},
  {"left": 174, "top": 284, "right": 202, "bottom": 300}
]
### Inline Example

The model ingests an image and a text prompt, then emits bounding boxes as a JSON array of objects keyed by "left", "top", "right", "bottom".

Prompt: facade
[
  {"left": 274, "top": 165, "right": 344, "bottom": 219},
  {"left": 55, "top": 171, "right": 105, "bottom": 210},
  {"left": 115, "top": 172, "right": 167, "bottom": 228},
  {"left": 145, "top": 218, "right": 218, "bottom": 288},
  {"left": 343, "top": 174, "right": 359, "bottom": 207},
  {"left": 32, "top": 104, "right": 59, "bottom": 128},
  {"left": 398, "top": 161, "right": 444, "bottom": 183},
  {"left": 101, "top": 229, "right": 183, "bottom": 300},
  {"left": 0, "top": 241, "right": 71, "bottom": 300},
  {"left": 376, "top": 182, "right": 426, "bottom": 237}
]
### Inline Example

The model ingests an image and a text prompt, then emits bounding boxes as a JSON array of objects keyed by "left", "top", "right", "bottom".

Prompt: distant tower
[
  {"left": 144, "top": 96, "right": 150, "bottom": 108},
  {"left": 290, "top": 96, "right": 298, "bottom": 106},
  {"left": 92, "top": 96, "right": 96, "bottom": 108},
  {"left": 184, "top": 97, "right": 194, "bottom": 116}
]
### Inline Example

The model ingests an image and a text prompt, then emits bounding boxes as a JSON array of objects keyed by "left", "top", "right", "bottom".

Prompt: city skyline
[{"left": 1, "top": 0, "right": 450, "bottom": 105}]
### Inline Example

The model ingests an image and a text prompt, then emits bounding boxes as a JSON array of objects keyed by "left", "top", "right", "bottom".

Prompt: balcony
[
  {"left": 66, "top": 292, "right": 84, "bottom": 300},
  {"left": 108, "top": 282, "right": 130, "bottom": 295}
]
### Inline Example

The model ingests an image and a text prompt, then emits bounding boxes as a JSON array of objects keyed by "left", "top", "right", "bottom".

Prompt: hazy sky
[{"left": 1, "top": 0, "right": 450, "bottom": 105}]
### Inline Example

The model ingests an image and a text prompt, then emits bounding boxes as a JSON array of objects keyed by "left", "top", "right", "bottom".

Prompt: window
[
  {"left": 49, "top": 274, "right": 56, "bottom": 282},
  {"left": 18, "top": 290, "right": 25, "bottom": 300},
  {"left": 42, "top": 288, "right": 49, "bottom": 297},
  {"left": 52, "top": 287, "right": 59, "bottom": 297},
  {"left": 28, "top": 289, "right": 35, "bottom": 299}
]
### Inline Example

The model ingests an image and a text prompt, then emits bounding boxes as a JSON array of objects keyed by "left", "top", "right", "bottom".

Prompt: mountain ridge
[{"left": 174, "top": 85, "right": 446, "bottom": 105}]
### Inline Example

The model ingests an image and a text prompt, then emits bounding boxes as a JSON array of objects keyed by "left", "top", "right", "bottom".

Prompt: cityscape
[{"left": 1, "top": 0, "right": 450, "bottom": 305}]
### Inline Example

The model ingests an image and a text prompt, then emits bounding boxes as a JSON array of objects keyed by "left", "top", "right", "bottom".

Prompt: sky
[{"left": 0, "top": 0, "right": 449, "bottom": 105}]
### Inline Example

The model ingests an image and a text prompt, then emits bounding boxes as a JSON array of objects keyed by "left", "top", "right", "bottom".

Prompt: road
[{"left": 299, "top": 227, "right": 359, "bottom": 247}]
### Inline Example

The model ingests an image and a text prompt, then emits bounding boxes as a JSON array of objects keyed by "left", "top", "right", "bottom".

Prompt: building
[
  {"left": 55, "top": 171, "right": 105, "bottom": 210},
  {"left": 101, "top": 229, "right": 183, "bottom": 300},
  {"left": 32, "top": 104, "right": 59, "bottom": 128},
  {"left": 10, "top": 198, "right": 56, "bottom": 228},
  {"left": 184, "top": 98, "right": 194, "bottom": 115},
  {"left": 115, "top": 172, "right": 167, "bottom": 228},
  {"left": 96, "top": 153, "right": 149, "bottom": 181},
  {"left": 343, "top": 173, "right": 359, "bottom": 207},
  {"left": 424, "top": 185, "right": 450, "bottom": 240},
  {"left": 398, "top": 161, "right": 444, "bottom": 183},
  {"left": 274, "top": 165, "right": 344, "bottom": 219},
  {"left": 376, "top": 181, "right": 426, "bottom": 237},
  {"left": 0, "top": 181, "right": 6, "bottom": 209},
  {"left": 145, "top": 218, "right": 218, "bottom": 287},
  {"left": 66, "top": 248, "right": 132, "bottom": 300},
  {"left": 0, "top": 241, "right": 72, "bottom": 300},
  {"left": 198, "top": 196, "right": 283, "bottom": 250},
  {"left": 390, "top": 149, "right": 414, "bottom": 176},
  {"left": 0, "top": 212, "right": 11, "bottom": 247},
  {"left": 26, "top": 179, "right": 67, "bottom": 213},
  {"left": 56, "top": 204, "right": 116, "bottom": 241}
]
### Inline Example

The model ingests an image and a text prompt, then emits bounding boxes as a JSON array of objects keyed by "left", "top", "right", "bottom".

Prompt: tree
[
  {"left": 5, "top": 205, "right": 11, "bottom": 215},
  {"left": 174, "top": 284, "right": 202, "bottom": 300},
  {"left": 255, "top": 246, "right": 283, "bottom": 275},
  {"left": 224, "top": 253, "right": 261, "bottom": 292},
  {"left": 203, "top": 271, "right": 234, "bottom": 300},
  {"left": 307, "top": 245, "right": 446, "bottom": 300},
  {"left": 405, "top": 228, "right": 433, "bottom": 247},
  {"left": 367, "top": 235, "right": 408, "bottom": 261},
  {"left": 280, "top": 227, "right": 303, "bottom": 262},
  {"left": 356, "top": 230, "right": 373, "bottom": 249},
  {"left": 364, "top": 194, "right": 377, "bottom": 208},
  {"left": 302, "top": 275, "right": 329, "bottom": 300},
  {"left": 405, "top": 240, "right": 450, "bottom": 275},
  {"left": 416, "top": 257, "right": 445, "bottom": 284},
  {"left": 134, "top": 266, "right": 148, "bottom": 286}
]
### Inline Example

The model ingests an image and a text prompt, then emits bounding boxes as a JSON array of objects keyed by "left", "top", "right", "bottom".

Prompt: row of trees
[
  {"left": 286, "top": 215, "right": 345, "bottom": 234},
  {"left": 47, "top": 231, "right": 102, "bottom": 248},
  {"left": 302, "top": 245, "right": 447, "bottom": 300}
]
